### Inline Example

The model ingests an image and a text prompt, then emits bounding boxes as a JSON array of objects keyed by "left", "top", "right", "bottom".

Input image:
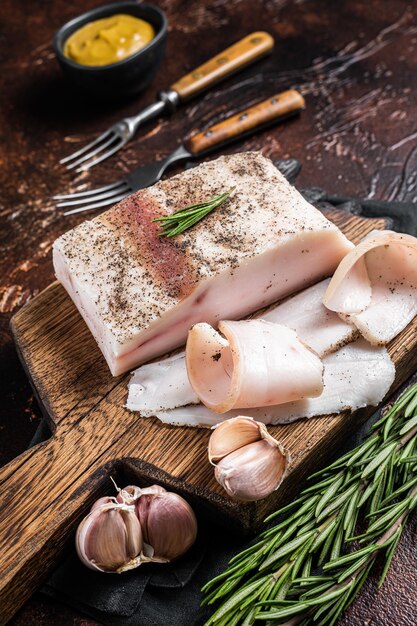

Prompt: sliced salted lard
[
  {"left": 126, "top": 279, "right": 355, "bottom": 414},
  {"left": 53, "top": 152, "right": 353, "bottom": 376},
  {"left": 128, "top": 353, "right": 199, "bottom": 413},
  {"left": 263, "top": 279, "right": 357, "bottom": 356},
  {"left": 324, "top": 230, "right": 417, "bottom": 345},
  {"left": 186, "top": 320, "right": 324, "bottom": 413},
  {"left": 151, "top": 340, "right": 395, "bottom": 428}
]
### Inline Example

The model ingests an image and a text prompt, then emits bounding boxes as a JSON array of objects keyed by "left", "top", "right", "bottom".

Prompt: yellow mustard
[{"left": 64, "top": 14, "right": 155, "bottom": 66}]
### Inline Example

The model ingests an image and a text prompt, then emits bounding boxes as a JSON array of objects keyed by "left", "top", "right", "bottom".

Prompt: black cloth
[
  {"left": 27, "top": 185, "right": 416, "bottom": 625},
  {"left": 41, "top": 530, "right": 242, "bottom": 626}
]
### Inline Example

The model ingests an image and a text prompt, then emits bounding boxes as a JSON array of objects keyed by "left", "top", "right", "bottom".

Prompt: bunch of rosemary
[
  {"left": 153, "top": 189, "right": 234, "bottom": 238},
  {"left": 202, "top": 382, "right": 417, "bottom": 626}
]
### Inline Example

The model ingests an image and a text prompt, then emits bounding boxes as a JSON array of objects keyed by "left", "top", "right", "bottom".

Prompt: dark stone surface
[{"left": 1, "top": 0, "right": 416, "bottom": 624}]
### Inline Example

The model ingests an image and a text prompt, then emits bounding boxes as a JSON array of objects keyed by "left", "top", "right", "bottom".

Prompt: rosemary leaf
[
  {"left": 404, "top": 393, "right": 417, "bottom": 417},
  {"left": 317, "top": 483, "right": 358, "bottom": 521},
  {"left": 260, "top": 529, "right": 316, "bottom": 570},
  {"left": 400, "top": 413, "right": 417, "bottom": 434},
  {"left": 314, "top": 472, "right": 345, "bottom": 517},
  {"left": 366, "top": 500, "right": 410, "bottom": 535},
  {"left": 345, "top": 434, "right": 380, "bottom": 467},
  {"left": 343, "top": 490, "right": 360, "bottom": 531},
  {"left": 361, "top": 442, "right": 397, "bottom": 478},
  {"left": 378, "top": 526, "right": 402, "bottom": 588},
  {"left": 304, "top": 581, "right": 352, "bottom": 606},
  {"left": 255, "top": 602, "right": 310, "bottom": 620}
]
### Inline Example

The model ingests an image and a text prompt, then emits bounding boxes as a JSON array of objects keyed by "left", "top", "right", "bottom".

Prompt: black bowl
[{"left": 53, "top": 2, "right": 167, "bottom": 97}]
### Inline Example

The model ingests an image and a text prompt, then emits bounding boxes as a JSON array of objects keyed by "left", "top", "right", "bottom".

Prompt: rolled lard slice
[
  {"left": 186, "top": 320, "right": 324, "bottom": 413},
  {"left": 153, "top": 340, "right": 395, "bottom": 428},
  {"left": 324, "top": 230, "right": 417, "bottom": 344}
]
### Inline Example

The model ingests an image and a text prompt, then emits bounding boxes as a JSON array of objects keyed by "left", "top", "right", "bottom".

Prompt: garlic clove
[
  {"left": 76, "top": 502, "right": 144, "bottom": 573},
  {"left": 137, "top": 491, "right": 197, "bottom": 561},
  {"left": 214, "top": 439, "right": 288, "bottom": 502},
  {"left": 208, "top": 416, "right": 261, "bottom": 463}
]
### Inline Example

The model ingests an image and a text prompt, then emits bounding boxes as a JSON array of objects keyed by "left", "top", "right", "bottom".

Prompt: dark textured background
[{"left": 1, "top": 0, "right": 417, "bottom": 624}]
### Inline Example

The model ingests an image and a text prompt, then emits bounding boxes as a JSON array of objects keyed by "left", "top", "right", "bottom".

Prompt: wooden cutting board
[{"left": 1, "top": 208, "right": 417, "bottom": 625}]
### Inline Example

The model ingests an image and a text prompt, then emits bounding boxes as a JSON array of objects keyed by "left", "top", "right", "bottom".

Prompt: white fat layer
[{"left": 127, "top": 352, "right": 199, "bottom": 412}]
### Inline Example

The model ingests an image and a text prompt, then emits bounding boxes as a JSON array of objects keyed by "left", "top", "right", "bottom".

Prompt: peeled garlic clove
[
  {"left": 137, "top": 491, "right": 197, "bottom": 561},
  {"left": 208, "top": 416, "right": 261, "bottom": 463},
  {"left": 214, "top": 439, "right": 287, "bottom": 502},
  {"left": 76, "top": 502, "right": 143, "bottom": 573}
]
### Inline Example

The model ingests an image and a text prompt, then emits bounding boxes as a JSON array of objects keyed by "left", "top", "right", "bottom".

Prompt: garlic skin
[
  {"left": 116, "top": 485, "right": 142, "bottom": 505},
  {"left": 91, "top": 496, "right": 117, "bottom": 510},
  {"left": 215, "top": 439, "right": 287, "bottom": 502},
  {"left": 76, "top": 502, "right": 145, "bottom": 573},
  {"left": 137, "top": 491, "right": 198, "bottom": 560},
  {"left": 208, "top": 416, "right": 263, "bottom": 463},
  {"left": 116, "top": 484, "right": 166, "bottom": 505},
  {"left": 209, "top": 416, "right": 289, "bottom": 502}
]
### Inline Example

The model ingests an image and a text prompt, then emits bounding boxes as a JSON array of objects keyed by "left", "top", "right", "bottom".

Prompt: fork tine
[
  {"left": 56, "top": 184, "right": 129, "bottom": 207},
  {"left": 65, "top": 135, "right": 119, "bottom": 171},
  {"left": 63, "top": 192, "right": 130, "bottom": 216},
  {"left": 59, "top": 130, "right": 113, "bottom": 165},
  {"left": 76, "top": 139, "right": 127, "bottom": 172},
  {"left": 53, "top": 181, "right": 126, "bottom": 200}
]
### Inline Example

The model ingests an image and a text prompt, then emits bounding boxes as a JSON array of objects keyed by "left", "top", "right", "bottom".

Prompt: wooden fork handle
[
  {"left": 170, "top": 32, "right": 274, "bottom": 101},
  {"left": 185, "top": 89, "right": 305, "bottom": 155}
]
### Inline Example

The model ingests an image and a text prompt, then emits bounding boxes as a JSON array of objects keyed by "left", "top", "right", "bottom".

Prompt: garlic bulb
[
  {"left": 209, "top": 416, "right": 289, "bottom": 502},
  {"left": 137, "top": 490, "right": 198, "bottom": 560},
  {"left": 76, "top": 484, "right": 197, "bottom": 572},
  {"left": 76, "top": 500, "right": 145, "bottom": 573}
]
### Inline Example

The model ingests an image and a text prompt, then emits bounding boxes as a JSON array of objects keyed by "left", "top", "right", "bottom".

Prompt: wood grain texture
[
  {"left": 0, "top": 209, "right": 416, "bottom": 625},
  {"left": 171, "top": 32, "right": 274, "bottom": 100},
  {"left": 186, "top": 89, "right": 305, "bottom": 154}
]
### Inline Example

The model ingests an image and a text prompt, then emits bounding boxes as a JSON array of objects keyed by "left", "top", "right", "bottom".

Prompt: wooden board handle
[
  {"left": 170, "top": 32, "right": 274, "bottom": 101},
  {"left": 186, "top": 89, "right": 305, "bottom": 155}
]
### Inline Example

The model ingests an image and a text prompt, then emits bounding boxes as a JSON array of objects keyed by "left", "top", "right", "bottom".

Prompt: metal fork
[
  {"left": 54, "top": 89, "right": 305, "bottom": 215},
  {"left": 59, "top": 32, "right": 274, "bottom": 171},
  {"left": 60, "top": 100, "right": 167, "bottom": 172},
  {"left": 56, "top": 145, "right": 190, "bottom": 214}
]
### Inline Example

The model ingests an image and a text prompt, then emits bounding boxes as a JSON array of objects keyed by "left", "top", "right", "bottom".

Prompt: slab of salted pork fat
[{"left": 53, "top": 152, "right": 353, "bottom": 376}]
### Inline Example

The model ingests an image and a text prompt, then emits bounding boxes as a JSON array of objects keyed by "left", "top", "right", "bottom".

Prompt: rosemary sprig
[
  {"left": 202, "top": 382, "right": 417, "bottom": 626},
  {"left": 153, "top": 189, "right": 234, "bottom": 238}
]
